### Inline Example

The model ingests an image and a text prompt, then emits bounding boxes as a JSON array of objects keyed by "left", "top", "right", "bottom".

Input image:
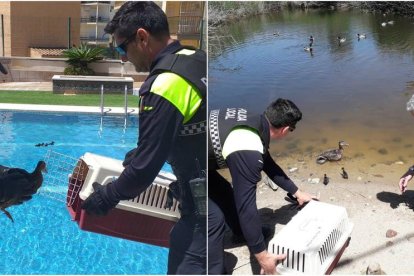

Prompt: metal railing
[
  {"left": 80, "top": 17, "right": 110, "bottom": 23},
  {"left": 99, "top": 84, "right": 135, "bottom": 131}
]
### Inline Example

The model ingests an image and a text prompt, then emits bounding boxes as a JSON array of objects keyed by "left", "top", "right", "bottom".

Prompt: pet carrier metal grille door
[{"left": 268, "top": 200, "right": 353, "bottom": 274}]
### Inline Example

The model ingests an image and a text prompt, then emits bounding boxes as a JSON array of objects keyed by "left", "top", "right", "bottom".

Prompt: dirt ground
[{"left": 220, "top": 155, "right": 414, "bottom": 275}]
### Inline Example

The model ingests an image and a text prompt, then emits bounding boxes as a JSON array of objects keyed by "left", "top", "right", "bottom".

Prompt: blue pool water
[{"left": 0, "top": 111, "right": 170, "bottom": 274}]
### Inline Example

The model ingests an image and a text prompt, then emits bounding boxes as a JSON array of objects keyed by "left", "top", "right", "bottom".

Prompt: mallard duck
[
  {"left": 304, "top": 43, "right": 313, "bottom": 52},
  {"left": 0, "top": 161, "right": 47, "bottom": 222},
  {"left": 357, "top": 33, "right": 367, "bottom": 39},
  {"left": 316, "top": 141, "right": 349, "bottom": 164},
  {"left": 309, "top": 35, "right": 314, "bottom": 44},
  {"left": 337, "top": 36, "right": 346, "bottom": 43}
]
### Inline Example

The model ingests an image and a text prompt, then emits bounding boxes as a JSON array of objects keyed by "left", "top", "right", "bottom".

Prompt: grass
[{"left": 0, "top": 90, "right": 139, "bottom": 107}]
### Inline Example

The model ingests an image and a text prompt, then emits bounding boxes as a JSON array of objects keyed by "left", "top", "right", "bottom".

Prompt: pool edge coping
[{"left": 0, "top": 103, "right": 139, "bottom": 115}]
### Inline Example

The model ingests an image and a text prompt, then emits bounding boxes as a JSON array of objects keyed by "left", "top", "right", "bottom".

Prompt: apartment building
[
  {"left": 0, "top": 1, "right": 81, "bottom": 57},
  {"left": 80, "top": 1, "right": 114, "bottom": 46},
  {"left": 0, "top": 1, "right": 205, "bottom": 58}
]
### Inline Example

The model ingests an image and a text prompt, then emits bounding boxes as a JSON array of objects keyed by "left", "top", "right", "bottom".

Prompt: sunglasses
[{"left": 115, "top": 34, "right": 136, "bottom": 56}]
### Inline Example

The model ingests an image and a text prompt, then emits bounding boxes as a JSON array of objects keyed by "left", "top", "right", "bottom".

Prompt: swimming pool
[{"left": 0, "top": 111, "right": 170, "bottom": 274}]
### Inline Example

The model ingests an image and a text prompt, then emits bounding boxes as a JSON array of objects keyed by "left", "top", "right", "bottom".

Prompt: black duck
[
  {"left": 316, "top": 141, "right": 349, "bottom": 164},
  {"left": 323, "top": 174, "right": 329, "bottom": 185},
  {"left": 341, "top": 167, "right": 348, "bottom": 179},
  {"left": 0, "top": 161, "right": 47, "bottom": 222}
]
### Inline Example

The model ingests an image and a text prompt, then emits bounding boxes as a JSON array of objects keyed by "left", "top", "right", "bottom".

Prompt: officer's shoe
[{"left": 231, "top": 224, "right": 274, "bottom": 245}]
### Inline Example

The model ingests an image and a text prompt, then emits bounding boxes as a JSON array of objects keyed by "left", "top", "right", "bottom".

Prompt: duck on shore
[{"left": 316, "top": 141, "right": 349, "bottom": 164}]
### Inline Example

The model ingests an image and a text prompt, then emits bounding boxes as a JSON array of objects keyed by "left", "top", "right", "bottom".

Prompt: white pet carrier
[
  {"left": 43, "top": 151, "right": 180, "bottom": 248},
  {"left": 268, "top": 200, "right": 353, "bottom": 274}
]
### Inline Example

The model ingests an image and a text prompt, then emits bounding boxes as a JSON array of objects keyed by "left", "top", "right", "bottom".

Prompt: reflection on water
[
  {"left": 209, "top": 9, "right": 414, "bottom": 179},
  {"left": 0, "top": 112, "right": 15, "bottom": 159}
]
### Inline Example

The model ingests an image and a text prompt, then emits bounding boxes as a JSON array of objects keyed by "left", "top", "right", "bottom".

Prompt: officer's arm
[
  {"left": 226, "top": 150, "right": 267, "bottom": 254},
  {"left": 108, "top": 93, "right": 182, "bottom": 200},
  {"left": 262, "top": 151, "right": 298, "bottom": 195}
]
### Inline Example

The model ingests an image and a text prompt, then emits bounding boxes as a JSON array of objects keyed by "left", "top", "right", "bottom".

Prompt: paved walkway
[{"left": 0, "top": 81, "right": 52, "bottom": 91}]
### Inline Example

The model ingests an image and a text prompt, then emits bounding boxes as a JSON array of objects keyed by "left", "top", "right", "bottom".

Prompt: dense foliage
[{"left": 62, "top": 44, "right": 105, "bottom": 76}]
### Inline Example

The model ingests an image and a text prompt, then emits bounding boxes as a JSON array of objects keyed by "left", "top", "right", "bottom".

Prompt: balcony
[
  {"left": 80, "top": 36, "right": 109, "bottom": 45},
  {"left": 81, "top": 16, "right": 110, "bottom": 24},
  {"left": 168, "top": 16, "right": 203, "bottom": 36}
]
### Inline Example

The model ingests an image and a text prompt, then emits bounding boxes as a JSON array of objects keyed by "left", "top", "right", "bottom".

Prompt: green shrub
[
  {"left": 62, "top": 44, "right": 105, "bottom": 76},
  {"left": 63, "top": 66, "right": 95, "bottom": 76}
]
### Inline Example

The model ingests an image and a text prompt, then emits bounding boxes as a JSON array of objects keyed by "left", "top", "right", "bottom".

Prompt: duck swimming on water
[
  {"left": 337, "top": 36, "right": 346, "bottom": 43},
  {"left": 357, "top": 33, "right": 367, "bottom": 39},
  {"left": 304, "top": 43, "right": 313, "bottom": 52},
  {"left": 316, "top": 141, "right": 349, "bottom": 164},
  {"left": 0, "top": 161, "right": 47, "bottom": 222}
]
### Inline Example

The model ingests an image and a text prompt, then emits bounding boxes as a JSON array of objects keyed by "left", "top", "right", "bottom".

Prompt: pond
[{"left": 209, "top": 9, "right": 414, "bottom": 182}]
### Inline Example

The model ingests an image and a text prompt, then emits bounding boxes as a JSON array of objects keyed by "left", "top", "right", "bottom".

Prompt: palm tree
[{"left": 62, "top": 44, "right": 105, "bottom": 75}]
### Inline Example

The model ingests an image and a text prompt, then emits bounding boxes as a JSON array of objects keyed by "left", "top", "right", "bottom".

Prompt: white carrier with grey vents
[{"left": 268, "top": 200, "right": 353, "bottom": 274}]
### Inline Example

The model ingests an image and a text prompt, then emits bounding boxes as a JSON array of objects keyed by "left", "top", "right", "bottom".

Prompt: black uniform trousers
[
  {"left": 208, "top": 170, "right": 243, "bottom": 274},
  {"left": 168, "top": 214, "right": 206, "bottom": 274}
]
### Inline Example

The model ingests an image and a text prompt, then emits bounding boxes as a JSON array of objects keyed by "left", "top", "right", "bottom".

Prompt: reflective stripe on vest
[
  {"left": 150, "top": 49, "right": 202, "bottom": 124},
  {"left": 150, "top": 77, "right": 201, "bottom": 125},
  {"left": 222, "top": 127, "right": 263, "bottom": 159},
  {"left": 209, "top": 109, "right": 226, "bottom": 168}
]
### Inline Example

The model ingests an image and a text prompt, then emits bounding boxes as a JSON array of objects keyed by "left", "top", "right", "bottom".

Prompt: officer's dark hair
[
  {"left": 104, "top": 1, "right": 170, "bottom": 40},
  {"left": 264, "top": 98, "right": 302, "bottom": 129}
]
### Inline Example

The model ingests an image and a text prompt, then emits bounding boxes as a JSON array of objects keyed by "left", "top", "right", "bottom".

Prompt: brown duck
[
  {"left": 0, "top": 161, "right": 47, "bottom": 222},
  {"left": 316, "top": 141, "right": 349, "bottom": 164}
]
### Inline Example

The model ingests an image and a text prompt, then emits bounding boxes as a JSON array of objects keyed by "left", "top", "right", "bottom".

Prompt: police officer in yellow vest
[
  {"left": 208, "top": 99, "right": 314, "bottom": 274},
  {"left": 81, "top": 2, "right": 206, "bottom": 274}
]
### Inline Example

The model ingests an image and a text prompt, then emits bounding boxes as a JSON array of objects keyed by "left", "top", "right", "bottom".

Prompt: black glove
[
  {"left": 81, "top": 182, "right": 119, "bottom": 216},
  {"left": 164, "top": 181, "right": 180, "bottom": 209},
  {"left": 401, "top": 165, "right": 414, "bottom": 178}
]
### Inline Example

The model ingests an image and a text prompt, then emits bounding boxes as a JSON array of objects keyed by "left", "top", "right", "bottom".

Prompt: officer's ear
[
  {"left": 136, "top": 28, "right": 149, "bottom": 46},
  {"left": 269, "top": 125, "right": 288, "bottom": 139},
  {"left": 280, "top": 126, "right": 290, "bottom": 136}
]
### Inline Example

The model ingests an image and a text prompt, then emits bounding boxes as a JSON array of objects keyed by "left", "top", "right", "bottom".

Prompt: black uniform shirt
[
  {"left": 111, "top": 41, "right": 186, "bottom": 199},
  {"left": 225, "top": 125, "right": 298, "bottom": 254}
]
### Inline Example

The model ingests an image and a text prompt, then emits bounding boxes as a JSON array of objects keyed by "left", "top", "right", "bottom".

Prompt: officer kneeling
[{"left": 208, "top": 98, "right": 315, "bottom": 275}]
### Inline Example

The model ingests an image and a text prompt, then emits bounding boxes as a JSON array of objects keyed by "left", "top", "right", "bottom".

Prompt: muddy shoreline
[{"left": 208, "top": 2, "right": 414, "bottom": 28}]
